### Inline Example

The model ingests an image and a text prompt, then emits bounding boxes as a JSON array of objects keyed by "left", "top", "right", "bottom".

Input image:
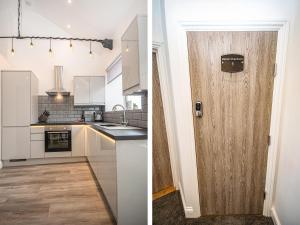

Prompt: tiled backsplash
[
  {"left": 103, "top": 94, "right": 148, "bottom": 128},
  {"left": 38, "top": 96, "right": 104, "bottom": 122},
  {"left": 38, "top": 95, "right": 148, "bottom": 128}
]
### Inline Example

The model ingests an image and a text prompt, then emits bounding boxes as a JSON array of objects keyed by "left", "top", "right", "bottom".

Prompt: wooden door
[
  {"left": 152, "top": 52, "right": 174, "bottom": 197},
  {"left": 187, "top": 31, "right": 277, "bottom": 215}
]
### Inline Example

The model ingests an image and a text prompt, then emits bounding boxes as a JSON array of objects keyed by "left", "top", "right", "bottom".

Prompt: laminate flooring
[
  {"left": 0, "top": 162, "right": 114, "bottom": 225},
  {"left": 153, "top": 191, "right": 274, "bottom": 225}
]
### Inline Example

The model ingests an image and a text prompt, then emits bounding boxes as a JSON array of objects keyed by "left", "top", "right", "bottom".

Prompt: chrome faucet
[{"left": 112, "top": 104, "right": 128, "bottom": 126}]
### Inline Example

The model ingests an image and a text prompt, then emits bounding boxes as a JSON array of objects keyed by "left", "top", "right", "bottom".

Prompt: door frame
[
  {"left": 152, "top": 42, "right": 180, "bottom": 190},
  {"left": 173, "top": 20, "right": 289, "bottom": 217}
]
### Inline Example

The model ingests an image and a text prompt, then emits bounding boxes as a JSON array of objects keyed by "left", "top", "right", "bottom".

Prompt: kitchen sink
[
  {"left": 94, "top": 123, "right": 141, "bottom": 130},
  {"left": 99, "top": 124, "right": 118, "bottom": 127}
]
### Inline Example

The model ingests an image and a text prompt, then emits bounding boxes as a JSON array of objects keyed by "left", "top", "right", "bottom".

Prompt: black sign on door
[{"left": 221, "top": 54, "right": 244, "bottom": 73}]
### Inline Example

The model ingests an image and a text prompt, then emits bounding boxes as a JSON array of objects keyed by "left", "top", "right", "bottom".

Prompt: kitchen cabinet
[
  {"left": 31, "top": 141, "right": 44, "bottom": 159},
  {"left": 71, "top": 125, "right": 85, "bottom": 156},
  {"left": 2, "top": 71, "right": 38, "bottom": 126},
  {"left": 85, "top": 126, "right": 147, "bottom": 224},
  {"left": 85, "top": 126, "right": 97, "bottom": 172},
  {"left": 97, "top": 132, "right": 117, "bottom": 218},
  {"left": 74, "top": 77, "right": 90, "bottom": 105},
  {"left": 2, "top": 127, "right": 30, "bottom": 160},
  {"left": 85, "top": 127, "right": 117, "bottom": 218},
  {"left": 1, "top": 71, "right": 38, "bottom": 160},
  {"left": 90, "top": 77, "right": 105, "bottom": 105},
  {"left": 116, "top": 140, "right": 147, "bottom": 225},
  {"left": 121, "top": 15, "right": 147, "bottom": 95},
  {"left": 30, "top": 126, "right": 45, "bottom": 159},
  {"left": 74, "top": 76, "right": 105, "bottom": 105}
]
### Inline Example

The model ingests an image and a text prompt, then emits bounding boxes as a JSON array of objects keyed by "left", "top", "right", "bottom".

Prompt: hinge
[
  {"left": 268, "top": 135, "right": 271, "bottom": 146},
  {"left": 273, "top": 63, "right": 277, "bottom": 77},
  {"left": 264, "top": 191, "right": 266, "bottom": 200}
]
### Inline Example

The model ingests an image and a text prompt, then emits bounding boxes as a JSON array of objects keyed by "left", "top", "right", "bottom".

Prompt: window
[{"left": 125, "top": 96, "right": 142, "bottom": 110}]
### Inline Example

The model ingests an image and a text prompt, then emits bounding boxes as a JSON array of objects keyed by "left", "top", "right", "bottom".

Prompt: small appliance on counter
[
  {"left": 94, "top": 111, "right": 103, "bottom": 122},
  {"left": 80, "top": 111, "right": 85, "bottom": 122},
  {"left": 38, "top": 109, "right": 50, "bottom": 123}
]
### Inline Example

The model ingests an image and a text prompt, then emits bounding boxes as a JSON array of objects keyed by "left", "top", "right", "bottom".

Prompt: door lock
[{"left": 195, "top": 101, "right": 203, "bottom": 118}]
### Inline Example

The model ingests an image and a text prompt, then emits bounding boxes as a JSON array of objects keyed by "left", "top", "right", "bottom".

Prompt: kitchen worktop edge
[{"left": 31, "top": 122, "right": 148, "bottom": 140}]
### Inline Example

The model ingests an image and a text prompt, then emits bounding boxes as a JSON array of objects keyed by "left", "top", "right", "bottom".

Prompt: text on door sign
[{"left": 221, "top": 54, "right": 244, "bottom": 73}]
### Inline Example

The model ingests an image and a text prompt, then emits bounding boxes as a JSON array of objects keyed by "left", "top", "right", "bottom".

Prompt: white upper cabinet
[
  {"left": 2, "top": 71, "right": 38, "bottom": 126},
  {"left": 74, "top": 76, "right": 90, "bottom": 105},
  {"left": 90, "top": 77, "right": 105, "bottom": 105},
  {"left": 74, "top": 76, "right": 105, "bottom": 105},
  {"left": 121, "top": 15, "right": 147, "bottom": 95}
]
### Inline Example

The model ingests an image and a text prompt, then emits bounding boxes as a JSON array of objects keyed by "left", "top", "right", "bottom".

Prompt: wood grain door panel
[
  {"left": 187, "top": 31, "right": 277, "bottom": 215},
  {"left": 152, "top": 52, "right": 174, "bottom": 194}
]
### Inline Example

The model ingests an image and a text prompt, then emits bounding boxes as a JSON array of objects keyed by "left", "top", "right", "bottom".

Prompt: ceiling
[{"left": 0, "top": 0, "right": 147, "bottom": 39}]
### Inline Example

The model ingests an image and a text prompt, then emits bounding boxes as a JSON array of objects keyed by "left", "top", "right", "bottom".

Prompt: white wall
[
  {"left": 272, "top": 1, "right": 300, "bottom": 225},
  {"left": 163, "top": 0, "right": 300, "bottom": 221},
  {"left": 0, "top": 5, "right": 107, "bottom": 95}
]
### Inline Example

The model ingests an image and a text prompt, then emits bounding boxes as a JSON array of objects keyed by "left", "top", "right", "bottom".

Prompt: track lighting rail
[
  {"left": 0, "top": 36, "right": 113, "bottom": 50},
  {"left": 0, "top": 0, "right": 113, "bottom": 50}
]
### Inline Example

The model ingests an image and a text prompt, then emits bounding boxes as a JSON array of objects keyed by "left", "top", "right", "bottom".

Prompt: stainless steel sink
[
  {"left": 93, "top": 123, "right": 117, "bottom": 127},
  {"left": 94, "top": 123, "right": 141, "bottom": 130}
]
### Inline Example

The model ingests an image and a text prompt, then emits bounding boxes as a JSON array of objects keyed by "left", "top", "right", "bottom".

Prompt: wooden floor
[{"left": 0, "top": 162, "right": 114, "bottom": 225}]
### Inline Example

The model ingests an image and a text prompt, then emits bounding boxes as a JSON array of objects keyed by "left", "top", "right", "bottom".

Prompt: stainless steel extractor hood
[{"left": 46, "top": 66, "right": 70, "bottom": 96}]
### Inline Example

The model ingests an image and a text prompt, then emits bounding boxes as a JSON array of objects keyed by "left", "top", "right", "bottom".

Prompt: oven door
[{"left": 45, "top": 130, "right": 71, "bottom": 152}]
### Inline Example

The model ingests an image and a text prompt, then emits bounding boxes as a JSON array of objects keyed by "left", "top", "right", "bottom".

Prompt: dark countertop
[
  {"left": 88, "top": 123, "right": 147, "bottom": 141},
  {"left": 31, "top": 121, "right": 147, "bottom": 141},
  {"left": 31, "top": 121, "right": 86, "bottom": 126}
]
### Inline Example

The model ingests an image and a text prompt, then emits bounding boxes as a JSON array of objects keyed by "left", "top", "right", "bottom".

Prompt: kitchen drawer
[
  {"left": 31, "top": 126, "right": 45, "bottom": 134},
  {"left": 31, "top": 133, "right": 44, "bottom": 141},
  {"left": 45, "top": 152, "right": 72, "bottom": 158}
]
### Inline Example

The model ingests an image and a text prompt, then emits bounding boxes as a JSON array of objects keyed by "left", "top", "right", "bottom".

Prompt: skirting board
[
  {"left": 179, "top": 182, "right": 197, "bottom": 218},
  {"left": 2, "top": 157, "right": 87, "bottom": 167},
  {"left": 271, "top": 207, "right": 282, "bottom": 225}
]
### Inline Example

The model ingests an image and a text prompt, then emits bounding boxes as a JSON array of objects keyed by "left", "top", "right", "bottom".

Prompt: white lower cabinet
[
  {"left": 116, "top": 140, "right": 147, "bottom": 225},
  {"left": 85, "top": 126, "right": 147, "bottom": 225},
  {"left": 97, "top": 133, "right": 117, "bottom": 218},
  {"left": 71, "top": 125, "right": 85, "bottom": 156},
  {"left": 30, "top": 141, "right": 45, "bottom": 159},
  {"left": 30, "top": 126, "right": 45, "bottom": 159},
  {"left": 86, "top": 127, "right": 97, "bottom": 172},
  {"left": 2, "top": 127, "right": 30, "bottom": 160},
  {"left": 86, "top": 127, "right": 117, "bottom": 218}
]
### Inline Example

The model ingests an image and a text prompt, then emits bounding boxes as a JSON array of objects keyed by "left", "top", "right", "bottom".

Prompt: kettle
[{"left": 94, "top": 111, "right": 103, "bottom": 122}]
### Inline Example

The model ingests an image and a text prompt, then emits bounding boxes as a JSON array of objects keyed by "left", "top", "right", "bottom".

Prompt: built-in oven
[{"left": 45, "top": 126, "right": 72, "bottom": 152}]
